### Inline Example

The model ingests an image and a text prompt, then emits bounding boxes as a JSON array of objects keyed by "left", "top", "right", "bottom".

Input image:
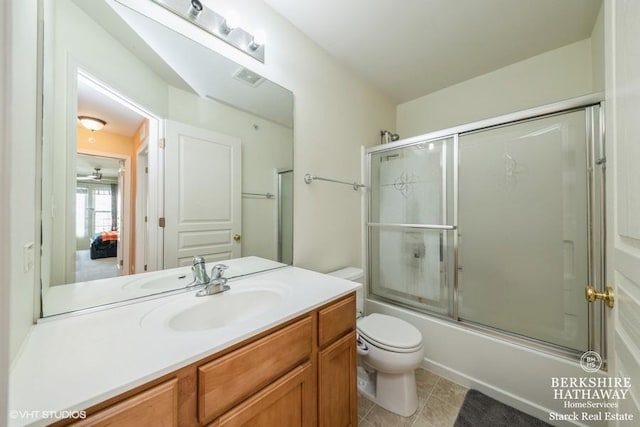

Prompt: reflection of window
[
  {"left": 76, "top": 184, "right": 116, "bottom": 239},
  {"left": 93, "top": 189, "right": 113, "bottom": 234}
]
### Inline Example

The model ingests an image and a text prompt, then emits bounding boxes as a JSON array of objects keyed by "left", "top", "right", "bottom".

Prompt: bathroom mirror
[{"left": 40, "top": 0, "right": 294, "bottom": 317}]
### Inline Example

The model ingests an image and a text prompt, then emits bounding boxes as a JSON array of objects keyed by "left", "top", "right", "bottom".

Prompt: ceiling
[
  {"left": 264, "top": 0, "right": 602, "bottom": 104},
  {"left": 77, "top": 76, "right": 146, "bottom": 138},
  {"left": 76, "top": 153, "right": 121, "bottom": 183}
]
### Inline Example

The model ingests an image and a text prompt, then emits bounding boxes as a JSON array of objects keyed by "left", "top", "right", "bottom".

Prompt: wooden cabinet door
[
  {"left": 198, "top": 316, "right": 312, "bottom": 423},
  {"left": 318, "top": 331, "right": 357, "bottom": 427},
  {"left": 71, "top": 379, "right": 178, "bottom": 427},
  {"left": 210, "top": 362, "right": 314, "bottom": 427}
]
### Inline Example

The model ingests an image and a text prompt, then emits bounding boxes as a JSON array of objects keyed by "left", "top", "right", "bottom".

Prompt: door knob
[
  {"left": 233, "top": 234, "right": 241, "bottom": 242},
  {"left": 585, "top": 286, "right": 614, "bottom": 308}
]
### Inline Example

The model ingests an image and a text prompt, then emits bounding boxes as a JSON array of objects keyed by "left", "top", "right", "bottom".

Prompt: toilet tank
[{"left": 327, "top": 267, "right": 364, "bottom": 317}]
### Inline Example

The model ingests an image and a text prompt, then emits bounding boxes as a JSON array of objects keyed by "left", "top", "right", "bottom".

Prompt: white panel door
[
  {"left": 164, "top": 121, "right": 241, "bottom": 268},
  {"left": 608, "top": 0, "right": 640, "bottom": 422}
]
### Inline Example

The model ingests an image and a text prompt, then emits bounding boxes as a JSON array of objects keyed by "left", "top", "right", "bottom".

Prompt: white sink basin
[{"left": 140, "top": 281, "right": 290, "bottom": 332}]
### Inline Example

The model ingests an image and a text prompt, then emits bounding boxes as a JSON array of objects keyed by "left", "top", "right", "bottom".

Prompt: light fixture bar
[{"left": 151, "top": 0, "right": 265, "bottom": 63}]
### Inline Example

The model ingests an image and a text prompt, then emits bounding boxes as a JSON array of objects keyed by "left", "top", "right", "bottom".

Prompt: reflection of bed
[{"left": 90, "top": 231, "right": 118, "bottom": 260}]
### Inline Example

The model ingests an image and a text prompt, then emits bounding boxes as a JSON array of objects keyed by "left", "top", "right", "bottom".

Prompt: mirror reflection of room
[
  {"left": 74, "top": 71, "right": 149, "bottom": 283},
  {"left": 39, "top": 0, "right": 294, "bottom": 316}
]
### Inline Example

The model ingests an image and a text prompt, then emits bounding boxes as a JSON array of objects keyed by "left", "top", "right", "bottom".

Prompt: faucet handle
[{"left": 210, "top": 264, "right": 229, "bottom": 279}]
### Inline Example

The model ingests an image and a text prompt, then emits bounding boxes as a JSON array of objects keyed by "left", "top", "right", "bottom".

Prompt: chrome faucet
[
  {"left": 191, "top": 256, "right": 210, "bottom": 286},
  {"left": 196, "top": 263, "right": 230, "bottom": 297}
]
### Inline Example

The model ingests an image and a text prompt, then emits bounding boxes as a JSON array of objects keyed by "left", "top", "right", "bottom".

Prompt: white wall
[
  {"left": 167, "top": 86, "right": 293, "bottom": 260},
  {"left": 7, "top": 0, "right": 38, "bottom": 367},
  {"left": 1, "top": 0, "right": 10, "bottom": 420},
  {"left": 397, "top": 39, "right": 594, "bottom": 138},
  {"left": 117, "top": 0, "right": 397, "bottom": 273}
]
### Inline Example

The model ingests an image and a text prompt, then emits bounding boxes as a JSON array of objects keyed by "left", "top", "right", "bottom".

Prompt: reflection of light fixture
[
  {"left": 78, "top": 116, "right": 106, "bottom": 132},
  {"left": 220, "top": 11, "right": 238, "bottom": 35},
  {"left": 249, "top": 30, "right": 267, "bottom": 51},
  {"left": 187, "top": 0, "right": 203, "bottom": 18}
]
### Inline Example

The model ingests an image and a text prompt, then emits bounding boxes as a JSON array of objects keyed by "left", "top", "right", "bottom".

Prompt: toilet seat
[{"left": 357, "top": 313, "right": 422, "bottom": 353}]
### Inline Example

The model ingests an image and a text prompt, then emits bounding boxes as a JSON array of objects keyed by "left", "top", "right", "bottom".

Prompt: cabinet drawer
[
  {"left": 199, "top": 316, "right": 313, "bottom": 423},
  {"left": 210, "top": 362, "right": 314, "bottom": 427},
  {"left": 72, "top": 379, "right": 178, "bottom": 427},
  {"left": 318, "top": 294, "right": 355, "bottom": 348}
]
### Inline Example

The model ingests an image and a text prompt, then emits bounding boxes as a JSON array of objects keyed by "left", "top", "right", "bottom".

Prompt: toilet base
[{"left": 357, "top": 365, "right": 419, "bottom": 417}]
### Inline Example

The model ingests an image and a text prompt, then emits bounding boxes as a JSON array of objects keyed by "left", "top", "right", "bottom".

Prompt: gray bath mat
[{"left": 454, "top": 389, "right": 552, "bottom": 427}]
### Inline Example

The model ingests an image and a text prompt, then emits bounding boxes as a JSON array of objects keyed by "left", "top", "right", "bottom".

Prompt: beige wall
[
  {"left": 591, "top": 3, "right": 605, "bottom": 92},
  {"left": 397, "top": 39, "right": 595, "bottom": 138}
]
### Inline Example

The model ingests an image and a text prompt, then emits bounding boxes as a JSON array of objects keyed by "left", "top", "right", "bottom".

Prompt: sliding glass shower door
[
  {"left": 367, "top": 102, "right": 604, "bottom": 355},
  {"left": 368, "top": 137, "right": 456, "bottom": 316},
  {"left": 458, "top": 110, "right": 591, "bottom": 351}
]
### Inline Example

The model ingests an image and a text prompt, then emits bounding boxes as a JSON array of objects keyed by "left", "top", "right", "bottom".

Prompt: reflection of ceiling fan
[{"left": 77, "top": 167, "right": 103, "bottom": 181}]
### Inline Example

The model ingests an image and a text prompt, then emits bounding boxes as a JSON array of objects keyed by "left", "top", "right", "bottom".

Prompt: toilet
[{"left": 327, "top": 268, "right": 424, "bottom": 417}]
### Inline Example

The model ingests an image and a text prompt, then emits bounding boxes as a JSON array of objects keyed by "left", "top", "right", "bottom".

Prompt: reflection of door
[{"left": 164, "top": 121, "right": 241, "bottom": 268}]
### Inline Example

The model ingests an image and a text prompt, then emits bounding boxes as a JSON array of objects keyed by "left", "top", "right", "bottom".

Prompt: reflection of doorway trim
[
  {"left": 276, "top": 169, "right": 293, "bottom": 264},
  {"left": 135, "top": 142, "right": 148, "bottom": 274},
  {"left": 76, "top": 150, "right": 131, "bottom": 276},
  {"left": 62, "top": 62, "right": 163, "bottom": 284}
]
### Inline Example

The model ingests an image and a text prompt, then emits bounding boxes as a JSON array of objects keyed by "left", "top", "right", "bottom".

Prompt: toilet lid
[{"left": 357, "top": 313, "right": 422, "bottom": 350}]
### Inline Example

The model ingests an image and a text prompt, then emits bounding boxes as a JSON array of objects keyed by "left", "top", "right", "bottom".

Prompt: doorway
[{"left": 75, "top": 153, "right": 123, "bottom": 281}]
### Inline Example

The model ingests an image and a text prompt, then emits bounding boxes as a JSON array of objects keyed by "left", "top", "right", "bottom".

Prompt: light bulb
[{"left": 249, "top": 30, "right": 267, "bottom": 51}]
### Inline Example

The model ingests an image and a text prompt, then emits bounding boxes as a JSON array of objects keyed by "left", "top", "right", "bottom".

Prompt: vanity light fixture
[
  {"left": 78, "top": 116, "right": 106, "bottom": 132},
  {"left": 249, "top": 30, "right": 267, "bottom": 51},
  {"left": 220, "top": 11, "right": 238, "bottom": 35},
  {"left": 151, "top": 0, "right": 266, "bottom": 63}
]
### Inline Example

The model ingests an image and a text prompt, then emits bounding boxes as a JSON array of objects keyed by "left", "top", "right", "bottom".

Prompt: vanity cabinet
[
  {"left": 198, "top": 316, "right": 313, "bottom": 424},
  {"left": 318, "top": 296, "right": 357, "bottom": 427},
  {"left": 70, "top": 379, "right": 179, "bottom": 426},
  {"left": 59, "top": 293, "right": 355, "bottom": 427}
]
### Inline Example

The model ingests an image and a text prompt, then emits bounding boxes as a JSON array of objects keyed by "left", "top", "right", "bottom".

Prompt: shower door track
[{"left": 365, "top": 93, "right": 606, "bottom": 364}]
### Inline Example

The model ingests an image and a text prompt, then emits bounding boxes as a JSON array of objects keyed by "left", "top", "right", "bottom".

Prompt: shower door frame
[{"left": 364, "top": 93, "right": 606, "bottom": 363}]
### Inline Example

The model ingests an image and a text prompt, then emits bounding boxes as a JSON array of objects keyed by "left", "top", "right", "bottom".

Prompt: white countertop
[
  {"left": 43, "top": 256, "right": 286, "bottom": 316},
  {"left": 9, "top": 265, "right": 360, "bottom": 426}
]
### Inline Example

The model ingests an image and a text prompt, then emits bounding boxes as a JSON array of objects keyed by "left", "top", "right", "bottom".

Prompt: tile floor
[{"left": 358, "top": 368, "right": 468, "bottom": 427}]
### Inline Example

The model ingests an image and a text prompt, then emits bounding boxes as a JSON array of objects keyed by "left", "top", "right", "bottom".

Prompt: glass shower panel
[
  {"left": 369, "top": 228, "right": 453, "bottom": 315},
  {"left": 458, "top": 110, "right": 589, "bottom": 351},
  {"left": 369, "top": 137, "right": 455, "bottom": 315},
  {"left": 370, "top": 138, "right": 453, "bottom": 225}
]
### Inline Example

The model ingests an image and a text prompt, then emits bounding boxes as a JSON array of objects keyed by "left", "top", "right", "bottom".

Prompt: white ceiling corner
[{"left": 264, "top": 0, "right": 603, "bottom": 104}]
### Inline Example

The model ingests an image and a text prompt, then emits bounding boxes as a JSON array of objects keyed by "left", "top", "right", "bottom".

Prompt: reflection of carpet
[
  {"left": 455, "top": 390, "right": 551, "bottom": 427},
  {"left": 75, "top": 250, "right": 119, "bottom": 282}
]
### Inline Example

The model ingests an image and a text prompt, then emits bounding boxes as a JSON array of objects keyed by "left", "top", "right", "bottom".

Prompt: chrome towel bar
[
  {"left": 304, "top": 173, "right": 366, "bottom": 191},
  {"left": 242, "top": 192, "right": 275, "bottom": 199}
]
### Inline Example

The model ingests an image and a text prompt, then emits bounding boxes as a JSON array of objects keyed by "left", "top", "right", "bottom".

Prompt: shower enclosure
[{"left": 366, "top": 96, "right": 605, "bottom": 358}]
